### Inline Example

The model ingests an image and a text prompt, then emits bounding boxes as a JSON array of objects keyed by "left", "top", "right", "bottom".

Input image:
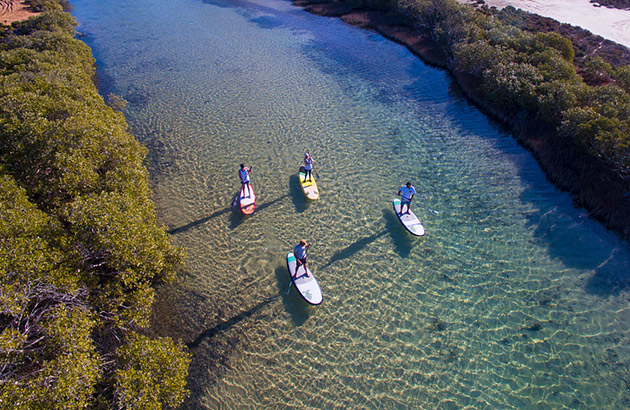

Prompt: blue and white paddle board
[
  {"left": 286, "top": 252, "right": 323, "bottom": 305},
  {"left": 393, "top": 198, "right": 425, "bottom": 236}
]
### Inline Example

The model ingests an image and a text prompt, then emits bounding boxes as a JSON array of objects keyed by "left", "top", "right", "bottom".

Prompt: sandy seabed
[{"left": 459, "top": 0, "right": 630, "bottom": 48}]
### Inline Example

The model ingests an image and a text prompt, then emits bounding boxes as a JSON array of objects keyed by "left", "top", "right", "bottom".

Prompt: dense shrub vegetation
[
  {"left": 387, "top": 0, "right": 630, "bottom": 174},
  {"left": 0, "top": 2, "right": 189, "bottom": 409}
]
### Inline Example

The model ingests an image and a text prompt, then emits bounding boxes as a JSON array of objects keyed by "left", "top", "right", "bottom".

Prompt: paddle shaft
[
  {"left": 400, "top": 194, "right": 439, "bottom": 214},
  {"left": 417, "top": 201, "right": 439, "bottom": 214},
  {"left": 303, "top": 167, "right": 317, "bottom": 179}
]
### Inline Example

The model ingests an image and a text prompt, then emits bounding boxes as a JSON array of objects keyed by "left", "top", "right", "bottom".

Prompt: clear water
[{"left": 71, "top": 0, "right": 630, "bottom": 408}]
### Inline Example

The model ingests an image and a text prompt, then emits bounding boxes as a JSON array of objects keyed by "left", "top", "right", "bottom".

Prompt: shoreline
[{"left": 295, "top": 0, "right": 630, "bottom": 241}]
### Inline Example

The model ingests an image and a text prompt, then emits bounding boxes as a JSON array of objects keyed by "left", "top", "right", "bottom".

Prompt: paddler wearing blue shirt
[
  {"left": 397, "top": 181, "right": 416, "bottom": 215},
  {"left": 293, "top": 239, "right": 312, "bottom": 279},
  {"left": 239, "top": 163, "right": 252, "bottom": 197}
]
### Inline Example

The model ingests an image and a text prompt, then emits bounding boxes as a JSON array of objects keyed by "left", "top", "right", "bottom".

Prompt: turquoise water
[{"left": 71, "top": 0, "right": 630, "bottom": 408}]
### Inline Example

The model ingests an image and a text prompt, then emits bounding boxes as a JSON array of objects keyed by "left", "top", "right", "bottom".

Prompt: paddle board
[
  {"left": 238, "top": 183, "right": 255, "bottom": 215},
  {"left": 286, "top": 252, "right": 323, "bottom": 305},
  {"left": 392, "top": 198, "right": 425, "bottom": 236},
  {"left": 298, "top": 166, "right": 319, "bottom": 200}
]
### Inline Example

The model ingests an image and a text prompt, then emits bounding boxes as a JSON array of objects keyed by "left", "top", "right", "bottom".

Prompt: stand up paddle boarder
[
  {"left": 293, "top": 239, "right": 312, "bottom": 279},
  {"left": 303, "top": 153, "right": 314, "bottom": 182},
  {"left": 397, "top": 181, "right": 416, "bottom": 215},
  {"left": 239, "top": 163, "right": 253, "bottom": 197}
]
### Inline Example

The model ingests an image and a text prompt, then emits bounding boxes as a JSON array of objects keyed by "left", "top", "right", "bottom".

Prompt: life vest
[{"left": 239, "top": 168, "right": 250, "bottom": 183}]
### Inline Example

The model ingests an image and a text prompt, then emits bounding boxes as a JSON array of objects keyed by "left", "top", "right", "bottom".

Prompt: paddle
[
  {"left": 411, "top": 200, "right": 439, "bottom": 215},
  {"left": 415, "top": 192, "right": 439, "bottom": 214},
  {"left": 422, "top": 204, "right": 439, "bottom": 215},
  {"left": 418, "top": 195, "right": 439, "bottom": 214},
  {"left": 399, "top": 196, "right": 439, "bottom": 215}
]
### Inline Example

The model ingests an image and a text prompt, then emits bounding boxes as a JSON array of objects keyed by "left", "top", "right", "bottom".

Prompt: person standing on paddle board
[
  {"left": 239, "top": 163, "right": 252, "bottom": 197},
  {"left": 397, "top": 182, "right": 416, "bottom": 215},
  {"left": 293, "top": 239, "right": 312, "bottom": 278},
  {"left": 303, "top": 152, "right": 314, "bottom": 182}
]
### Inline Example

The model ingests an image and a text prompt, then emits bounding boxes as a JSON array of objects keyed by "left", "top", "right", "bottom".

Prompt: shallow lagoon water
[{"left": 71, "top": 0, "right": 630, "bottom": 408}]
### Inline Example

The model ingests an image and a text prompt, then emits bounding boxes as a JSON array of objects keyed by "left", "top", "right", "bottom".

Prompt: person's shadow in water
[
  {"left": 168, "top": 207, "right": 230, "bottom": 235},
  {"left": 289, "top": 174, "right": 310, "bottom": 214},
  {"left": 167, "top": 192, "right": 290, "bottom": 234},
  {"left": 226, "top": 193, "right": 290, "bottom": 230},
  {"left": 182, "top": 292, "right": 280, "bottom": 409},
  {"left": 182, "top": 261, "right": 312, "bottom": 407},
  {"left": 383, "top": 209, "right": 415, "bottom": 258},
  {"left": 274, "top": 264, "right": 310, "bottom": 326},
  {"left": 321, "top": 229, "right": 387, "bottom": 269},
  {"left": 186, "top": 294, "right": 279, "bottom": 350},
  {"left": 185, "top": 265, "right": 313, "bottom": 350}
]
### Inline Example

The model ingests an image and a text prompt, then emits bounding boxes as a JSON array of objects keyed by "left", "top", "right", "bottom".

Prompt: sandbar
[{"left": 459, "top": 0, "right": 630, "bottom": 48}]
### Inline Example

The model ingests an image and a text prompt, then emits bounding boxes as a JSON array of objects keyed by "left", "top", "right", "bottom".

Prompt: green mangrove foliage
[
  {"left": 115, "top": 334, "right": 190, "bottom": 410},
  {"left": 0, "top": 3, "right": 189, "bottom": 409},
  {"left": 391, "top": 0, "right": 630, "bottom": 173}
]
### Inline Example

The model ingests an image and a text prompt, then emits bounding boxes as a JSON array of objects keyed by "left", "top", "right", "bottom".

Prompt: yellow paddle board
[{"left": 298, "top": 166, "right": 319, "bottom": 200}]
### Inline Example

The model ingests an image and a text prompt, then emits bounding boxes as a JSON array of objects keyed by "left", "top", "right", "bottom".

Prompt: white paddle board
[
  {"left": 286, "top": 252, "right": 323, "bottom": 305},
  {"left": 393, "top": 198, "right": 425, "bottom": 236}
]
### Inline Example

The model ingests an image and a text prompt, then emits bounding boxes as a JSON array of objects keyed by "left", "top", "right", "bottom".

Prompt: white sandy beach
[{"left": 459, "top": 0, "right": 630, "bottom": 48}]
